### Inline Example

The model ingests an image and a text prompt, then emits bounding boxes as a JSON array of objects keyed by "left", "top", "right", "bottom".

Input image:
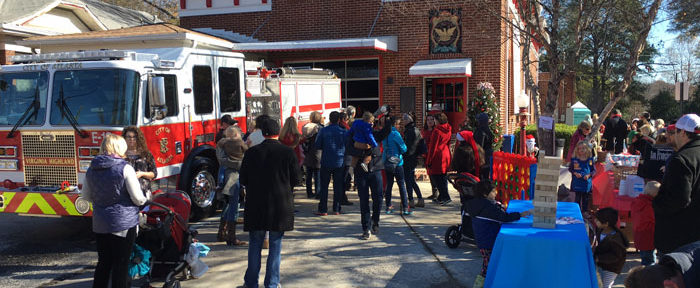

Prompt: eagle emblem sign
[
  {"left": 160, "top": 138, "right": 169, "bottom": 153},
  {"left": 430, "top": 9, "right": 461, "bottom": 54}
]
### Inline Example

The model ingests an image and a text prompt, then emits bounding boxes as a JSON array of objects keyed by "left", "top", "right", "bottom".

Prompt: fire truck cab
[{"left": 0, "top": 25, "right": 341, "bottom": 219}]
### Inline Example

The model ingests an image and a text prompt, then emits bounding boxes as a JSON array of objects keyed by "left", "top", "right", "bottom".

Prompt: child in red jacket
[{"left": 631, "top": 181, "right": 660, "bottom": 266}]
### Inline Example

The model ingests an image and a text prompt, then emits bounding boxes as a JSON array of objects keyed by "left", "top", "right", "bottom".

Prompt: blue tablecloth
[{"left": 484, "top": 200, "right": 598, "bottom": 288}]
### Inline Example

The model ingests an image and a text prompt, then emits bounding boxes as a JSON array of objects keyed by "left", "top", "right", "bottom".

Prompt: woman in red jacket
[
  {"left": 426, "top": 113, "right": 453, "bottom": 205},
  {"left": 422, "top": 114, "right": 437, "bottom": 200}
]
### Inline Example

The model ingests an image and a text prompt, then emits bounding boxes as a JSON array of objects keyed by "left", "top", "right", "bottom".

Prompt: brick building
[{"left": 180, "top": 0, "right": 538, "bottom": 132}]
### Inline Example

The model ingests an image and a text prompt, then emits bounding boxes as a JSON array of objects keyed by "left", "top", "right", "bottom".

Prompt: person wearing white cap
[{"left": 653, "top": 114, "right": 700, "bottom": 254}]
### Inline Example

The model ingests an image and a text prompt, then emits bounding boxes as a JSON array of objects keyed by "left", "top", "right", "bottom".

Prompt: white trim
[
  {"left": 10, "top": 0, "right": 61, "bottom": 25},
  {"left": 157, "top": 163, "right": 183, "bottom": 178},
  {"left": 231, "top": 36, "right": 398, "bottom": 52},
  {"left": 409, "top": 58, "right": 473, "bottom": 76},
  {"left": 179, "top": 5, "right": 272, "bottom": 17},
  {"left": 2, "top": 44, "right": 33, "bottom": 54},
  {"left": 0, "top": 23, "right": 61, "bottom": 37},
  {"left": 19, "top": 32, "right": 234, "bottom": 50}
]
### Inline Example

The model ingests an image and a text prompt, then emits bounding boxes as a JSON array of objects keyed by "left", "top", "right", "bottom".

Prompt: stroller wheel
[{"left": 445, "top": 225, "right": 462, "bottom": 248}]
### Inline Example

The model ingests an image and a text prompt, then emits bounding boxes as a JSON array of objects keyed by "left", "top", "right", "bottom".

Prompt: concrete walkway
[{"left": 48, "top": 180, "right": 639, "bottom": 288}]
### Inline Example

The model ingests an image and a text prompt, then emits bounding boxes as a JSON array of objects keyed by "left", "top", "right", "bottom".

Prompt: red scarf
[{"left": 458, "top": 130, "right": 480, "bottom": 177}]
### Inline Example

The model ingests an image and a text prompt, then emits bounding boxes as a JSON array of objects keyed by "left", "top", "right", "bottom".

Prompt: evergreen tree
[{"left": 466, "top": 82, "right": 502, "bottom": 150}]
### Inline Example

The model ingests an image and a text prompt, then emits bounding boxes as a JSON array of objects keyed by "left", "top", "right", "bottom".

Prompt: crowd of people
[
  {"left": 80, "top": 104, "right": 699, "bottom": 288},
  {"left": 561, "top": 110, "right": 700, "bottom": 288}
]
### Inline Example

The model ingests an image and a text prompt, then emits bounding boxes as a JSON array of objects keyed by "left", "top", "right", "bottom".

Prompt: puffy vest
[{"left": 87, "top": 155, "right": 139, "bottom": 234}]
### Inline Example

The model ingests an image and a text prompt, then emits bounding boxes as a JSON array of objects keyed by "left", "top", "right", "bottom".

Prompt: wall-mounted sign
[{"left": 430, "top": 9, "right": 462, "bottom": 54}]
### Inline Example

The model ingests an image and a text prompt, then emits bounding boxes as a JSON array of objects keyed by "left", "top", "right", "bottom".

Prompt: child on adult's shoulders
[
  {"left": 631, "top": 181, "right": 660, "bottom": 266},
  {"left": 467, "top": 180, "right": 531, "bottom": 288}
]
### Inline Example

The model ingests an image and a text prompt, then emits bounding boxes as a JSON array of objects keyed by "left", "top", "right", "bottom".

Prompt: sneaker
[
  {"left": 361, "top": 230, "right": 371, "bottom": 240},
  {"left": 315, "top": 212, "right": 328, "bottom": 216},
  {"left": 440, "top": 199, "right": 452, "bottom": 206},
  {"left": 409, "top": 199, "right": 415, "bottom": 208},
  {"left": 416, "top": 198, "right": 425, "bottom": 207},
  {"left": 385, "top": 206, "right": 394, "bottom": 214},
  {"left": 360, "top": 162, "right": 369, "bottom": 172},
  {"left": 371, "top": 222, "right": 379, "bottom": 234},
  {"left": 403, "top": 208, "right": 412, "bottom": 215},
  {"left": 332, "top": 211, "right": 342, "bottom": 215}
]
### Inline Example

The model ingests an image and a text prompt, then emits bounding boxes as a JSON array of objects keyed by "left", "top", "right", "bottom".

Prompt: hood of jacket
[
  {"left": 302, "top": 123, "right": 321, "bottom": 138},
  {"left": 90, "top": 154, "right": 125, "bottom": 170},
  {"left": 434, "top": 123, "right": 451, "bottom": 134}
]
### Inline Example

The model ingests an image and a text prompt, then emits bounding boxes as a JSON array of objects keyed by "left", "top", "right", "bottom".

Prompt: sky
[{"left": 642, "top": 9, "right": 683, "bottom": 83}]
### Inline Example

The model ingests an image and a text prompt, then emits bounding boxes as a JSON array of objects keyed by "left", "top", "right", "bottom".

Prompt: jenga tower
[{"left": 532, "top": 153, "right": 561, "bottom": 229}]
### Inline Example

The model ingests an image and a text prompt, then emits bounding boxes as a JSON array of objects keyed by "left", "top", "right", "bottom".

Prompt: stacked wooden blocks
[{"left": 532, "top": 154, "right": 561, "bottom": 229}]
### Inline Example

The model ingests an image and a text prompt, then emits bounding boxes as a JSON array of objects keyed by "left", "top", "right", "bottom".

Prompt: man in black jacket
[
  {"left": 653, "top": 114, "right": 700, "bottom": 254},
  {"left": 354, "top": 117, "right": 392, "bottom": 240},
  {"left": 239, "top": 115, "right": 300, "bottom": 288},
  {"left": 602, "top": 109, "right": 628, "bottom": 154}
]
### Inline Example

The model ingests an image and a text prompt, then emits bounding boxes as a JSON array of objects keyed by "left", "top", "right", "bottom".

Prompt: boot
[
  {"left": 473, "top": 275, "right": 485, "bottom": 288},
  {"left": 226, "top": 222, "right": 247, "bottom": 246},
  {"left": 416, "top": 198, "right": 425, "bottom": 208},
  {"left": 262, "top": 238, "right": 269, "bottom": 249},
  {"left": 217, "top": 220, "right": 227, "bottom": 242},
  {"left": 427, "top": 189, "right": 438, "bottom": 200},
  {"left": 409, "top": 199, "right": 415, "bottom": 208}
]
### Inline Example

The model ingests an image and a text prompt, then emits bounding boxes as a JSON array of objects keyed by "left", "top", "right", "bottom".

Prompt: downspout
[{"left": 368, "top": 2, "right": 384, "bottom": 37}]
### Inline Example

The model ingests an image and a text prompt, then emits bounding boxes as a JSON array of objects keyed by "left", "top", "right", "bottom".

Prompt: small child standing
[
  {"left": 467, "top": 180, "right": 531, "bottom": 288},
  {"left": 631, "top": 181, "right": 660, "bottom": 266},
  {"left": 569, "top": 141, "right": 595, "bottom": 213},
  {"left": 350, "top": 112, "right": 379, "bottom": 171},
  {"left": 593, "top": 207, "right": 629, "bottom": 288}
]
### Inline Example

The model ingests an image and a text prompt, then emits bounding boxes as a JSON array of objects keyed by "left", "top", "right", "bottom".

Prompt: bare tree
[
  {"left": 386, "top": 0, "right": 662, "bottom": 155},
  {"left": 99, "top": 0, "right": 179, "bottom": 24}
]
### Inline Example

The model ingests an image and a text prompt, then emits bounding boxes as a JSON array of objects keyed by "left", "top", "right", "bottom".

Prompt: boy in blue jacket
[
  {"left": 467, "top": 180, "right": 531, "bottom": 288},
  {"left": 349, "top": 112, "right": 379, "bottom": 172}
]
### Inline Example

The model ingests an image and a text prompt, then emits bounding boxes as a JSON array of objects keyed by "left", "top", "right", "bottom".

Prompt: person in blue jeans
[
  {"left": 239, "top": 115, "right": 300, "bottom": 288},
  {"left": 355, "top": 116, "right": 392, "bottom": 240},
  {"left": 382, "top": 116, "right": 410, "bottom": 215},
  {"left": 314, "top": 111, "right": 348, "bottom": 215}
]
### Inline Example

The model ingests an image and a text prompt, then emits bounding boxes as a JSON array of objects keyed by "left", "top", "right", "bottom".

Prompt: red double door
[{"left": 430, "top": 78, "right": 467, "bottom": 131}]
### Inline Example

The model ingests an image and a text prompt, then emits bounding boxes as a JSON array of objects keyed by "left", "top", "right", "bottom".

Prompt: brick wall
[
  {"left": 181, "top": 0, "right": 517, "bottom": 129},
  {"left": 0, "top": 50, "right": 14, "bottom": 65}
]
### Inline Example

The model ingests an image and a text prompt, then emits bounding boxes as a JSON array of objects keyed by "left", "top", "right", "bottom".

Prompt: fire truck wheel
[{"left": 188, "top": 157, "right": 217, "bottom": 220}]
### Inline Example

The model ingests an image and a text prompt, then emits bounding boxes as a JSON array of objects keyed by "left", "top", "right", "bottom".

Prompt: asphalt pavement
[{"left": 11, "top": 177, "right": 640, "bottom": 288}]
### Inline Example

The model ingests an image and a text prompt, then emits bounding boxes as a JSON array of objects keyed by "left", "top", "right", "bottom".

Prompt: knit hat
[
  {"left": 256, "top": 115, "right": 280, "bottom": 137},
  {"left": 676, "top": 114, "right": 700, "bottom": 134}
]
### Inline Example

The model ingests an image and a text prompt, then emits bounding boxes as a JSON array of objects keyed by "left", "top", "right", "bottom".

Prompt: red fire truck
[{"left": 0, "top": 35, "right": 341, "bottom": 219}]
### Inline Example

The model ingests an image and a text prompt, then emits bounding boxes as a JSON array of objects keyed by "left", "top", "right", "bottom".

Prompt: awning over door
[
  {"left": 409, "top": 58, "right": 472, "bottom": 77},
  {"left": 231, "top": 36, "right": 398, "bottom": 52}
]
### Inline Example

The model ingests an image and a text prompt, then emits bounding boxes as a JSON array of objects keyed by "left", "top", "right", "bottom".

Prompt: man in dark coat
[
  {"left": 602, "top": 109, "right": 628, "bottom": 154},
  {"left": 653, "top": 114, "right": 700, "bottom": 254},
  {"left": 240, "top": 114, "right": 300, "bottom": 288}
]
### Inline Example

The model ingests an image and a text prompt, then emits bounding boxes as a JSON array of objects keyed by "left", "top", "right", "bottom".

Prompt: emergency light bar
[{"left": 11, "top": 50, "right": 135, "bottom": 63}]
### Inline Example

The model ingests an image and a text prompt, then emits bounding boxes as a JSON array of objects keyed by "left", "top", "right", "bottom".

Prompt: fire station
[{"left": 181, "top": 0, "right": 537, "bottom": 132}]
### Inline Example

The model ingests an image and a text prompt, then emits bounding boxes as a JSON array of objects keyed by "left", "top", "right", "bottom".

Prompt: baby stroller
[
  {"left": 444, "top": 172, "right": 480, "bottom": 248},
  {"left": 135, "top": 190, "right": 198, "bottom": 288}
]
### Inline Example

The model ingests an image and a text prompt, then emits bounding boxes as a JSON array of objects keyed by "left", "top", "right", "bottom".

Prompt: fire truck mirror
[{"left": 148, "top": 76, "right": 167, "bottom": 120}]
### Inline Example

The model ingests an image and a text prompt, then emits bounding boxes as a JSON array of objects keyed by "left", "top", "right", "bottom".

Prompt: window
[
  {"left": 145, "top": 74, "right": 178, "bottom": 117},
  {"left": 51, "top": 69, "right": 139, "bottom": 126},
  {"left": 218, "top": 67, "right": 241, "bottom": 112},
  {"left": 284, "top": 59, "right": 379, "bottom": 116},
  {"left": 193, "top": 66, "right": 213, "bottom": 114}
]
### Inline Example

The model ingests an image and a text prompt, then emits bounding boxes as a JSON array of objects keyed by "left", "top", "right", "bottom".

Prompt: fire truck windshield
[
  {"left": 0, "top": 71, "right": 49, "bottom": 126},
  {"left": 50, "top": 69, "right": 140, "bottom": 126}
]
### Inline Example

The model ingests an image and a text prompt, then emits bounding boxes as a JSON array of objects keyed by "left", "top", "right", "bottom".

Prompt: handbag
[{"left": 385, "top": 155, "right": 400, "bottom": 170}]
